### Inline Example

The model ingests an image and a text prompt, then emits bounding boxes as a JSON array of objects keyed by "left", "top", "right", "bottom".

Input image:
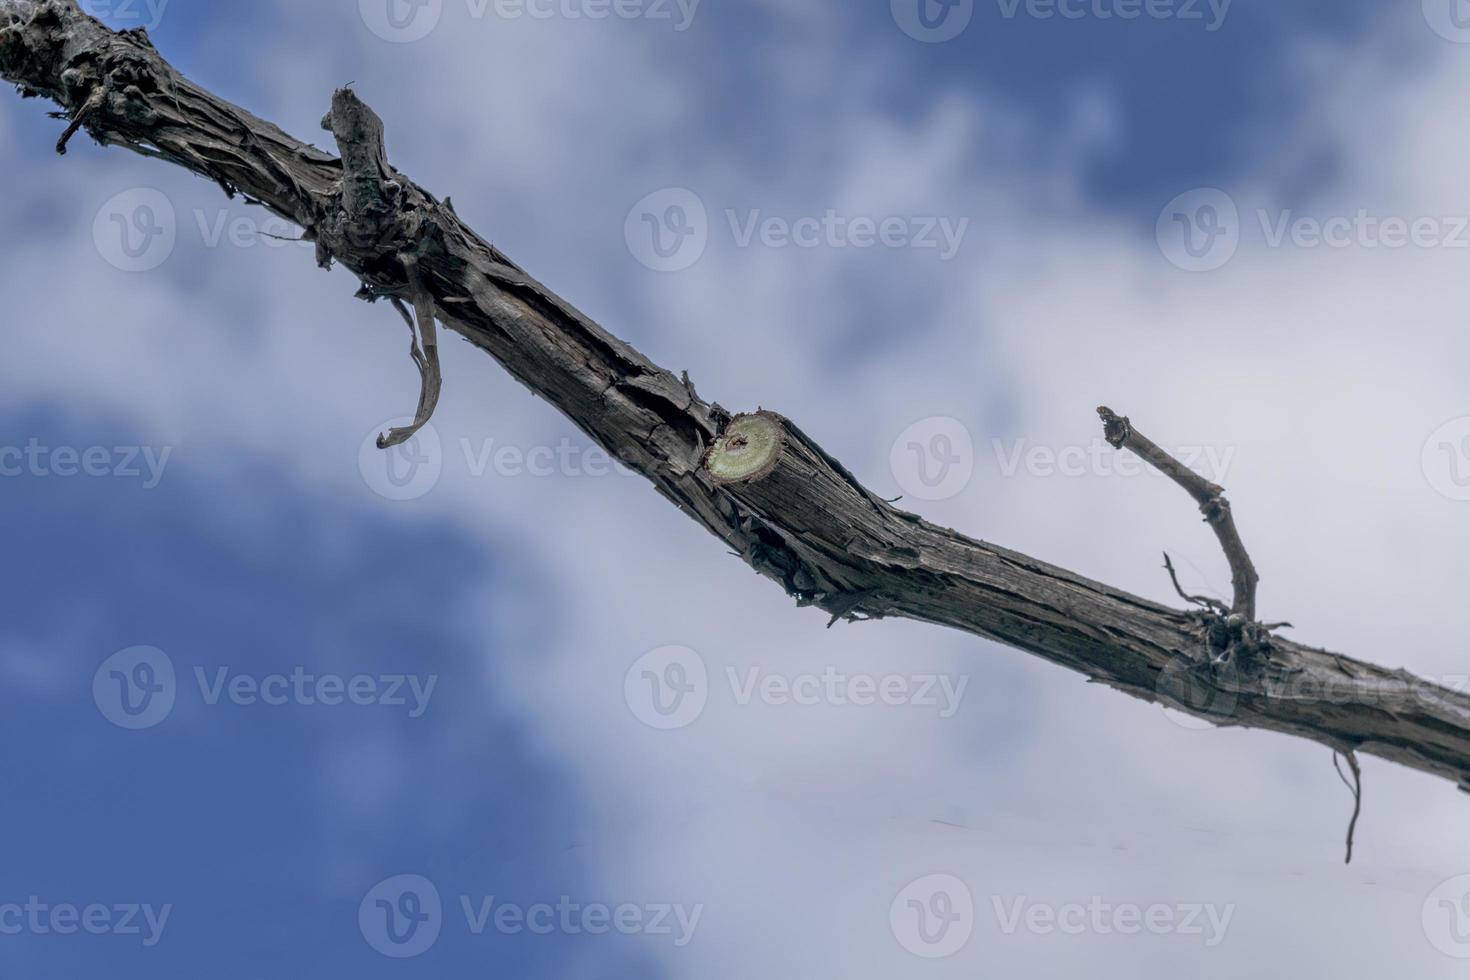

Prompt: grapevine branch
[{"left": 6, "top": 1, "right": 1470, "bottom": 855}]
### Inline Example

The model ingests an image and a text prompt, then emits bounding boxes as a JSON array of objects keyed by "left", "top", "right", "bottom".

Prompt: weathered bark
[{"left": 6, "top": 0, "right": 1470, "bottom": 806}]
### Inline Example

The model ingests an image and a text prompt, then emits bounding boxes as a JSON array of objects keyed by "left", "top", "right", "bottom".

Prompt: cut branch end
[{"left": 704, "top": 412, "right": 785, "bottom": 484}]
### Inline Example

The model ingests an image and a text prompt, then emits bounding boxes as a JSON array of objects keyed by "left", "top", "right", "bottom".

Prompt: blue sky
[{"left": 5, "top": 1, "right": 1470, "bottom": 977}]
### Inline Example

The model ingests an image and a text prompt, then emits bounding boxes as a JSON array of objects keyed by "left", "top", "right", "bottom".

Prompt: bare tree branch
[{"left": 7, "top": 1, "right": 1470, "bottom": 839}]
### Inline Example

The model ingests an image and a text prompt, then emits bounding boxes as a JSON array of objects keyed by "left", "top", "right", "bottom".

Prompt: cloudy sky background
[{"left": 4, "top": 0, "right": 1470, "bottom": 975}]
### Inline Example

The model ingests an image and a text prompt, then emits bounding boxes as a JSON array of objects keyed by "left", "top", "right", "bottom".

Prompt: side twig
[
  {"left": 1161, "top": 551, "right": 1229, "bottom": 616},
  {"left": 1098, "top": 407, "right": 1260, "bottom": 621}
]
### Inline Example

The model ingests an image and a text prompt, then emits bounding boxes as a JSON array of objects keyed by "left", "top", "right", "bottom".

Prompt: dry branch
[
  {"left": 6, "top": 0, "right": 1470, "bottom": 837},
  {"left": 1099, "top": 406, "right": 1259, "bottom": 621}
]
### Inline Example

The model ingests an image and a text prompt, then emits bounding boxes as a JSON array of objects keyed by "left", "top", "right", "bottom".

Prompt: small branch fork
[
  {"left": 1098, "top": 407, "right": 1259, "bottom": 621},
  {"left": 1101, "top": 406, "right": 1364, "bottom": 862}
]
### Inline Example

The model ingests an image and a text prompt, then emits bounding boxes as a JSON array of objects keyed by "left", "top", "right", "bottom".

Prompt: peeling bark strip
[{"left": 7, "top": 2, "right": 1470, "bottom": 812}]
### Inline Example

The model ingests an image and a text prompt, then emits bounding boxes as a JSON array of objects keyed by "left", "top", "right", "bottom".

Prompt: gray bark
[{"left": 5, "top": 0, "right": 1470, "bottom": 806}]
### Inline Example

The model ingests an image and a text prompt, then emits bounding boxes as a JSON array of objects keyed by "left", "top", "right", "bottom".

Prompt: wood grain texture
[{"left": 6, "top": 0, "right": 1470, "bottom": 804}]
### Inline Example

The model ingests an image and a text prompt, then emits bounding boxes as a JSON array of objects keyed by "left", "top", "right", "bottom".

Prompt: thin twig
[
  {"left": 1161, "top": 551, "right": 1230, "bottom": 615},
  {"left": 1099, "top": 407, "right": 1260, "bottom": 621},
  {"left": 54, "top": 85, "right": 104, "bottom": 155},
  {"left": 1333, "top": 751, "right": 1363, "bottom": 864}
]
